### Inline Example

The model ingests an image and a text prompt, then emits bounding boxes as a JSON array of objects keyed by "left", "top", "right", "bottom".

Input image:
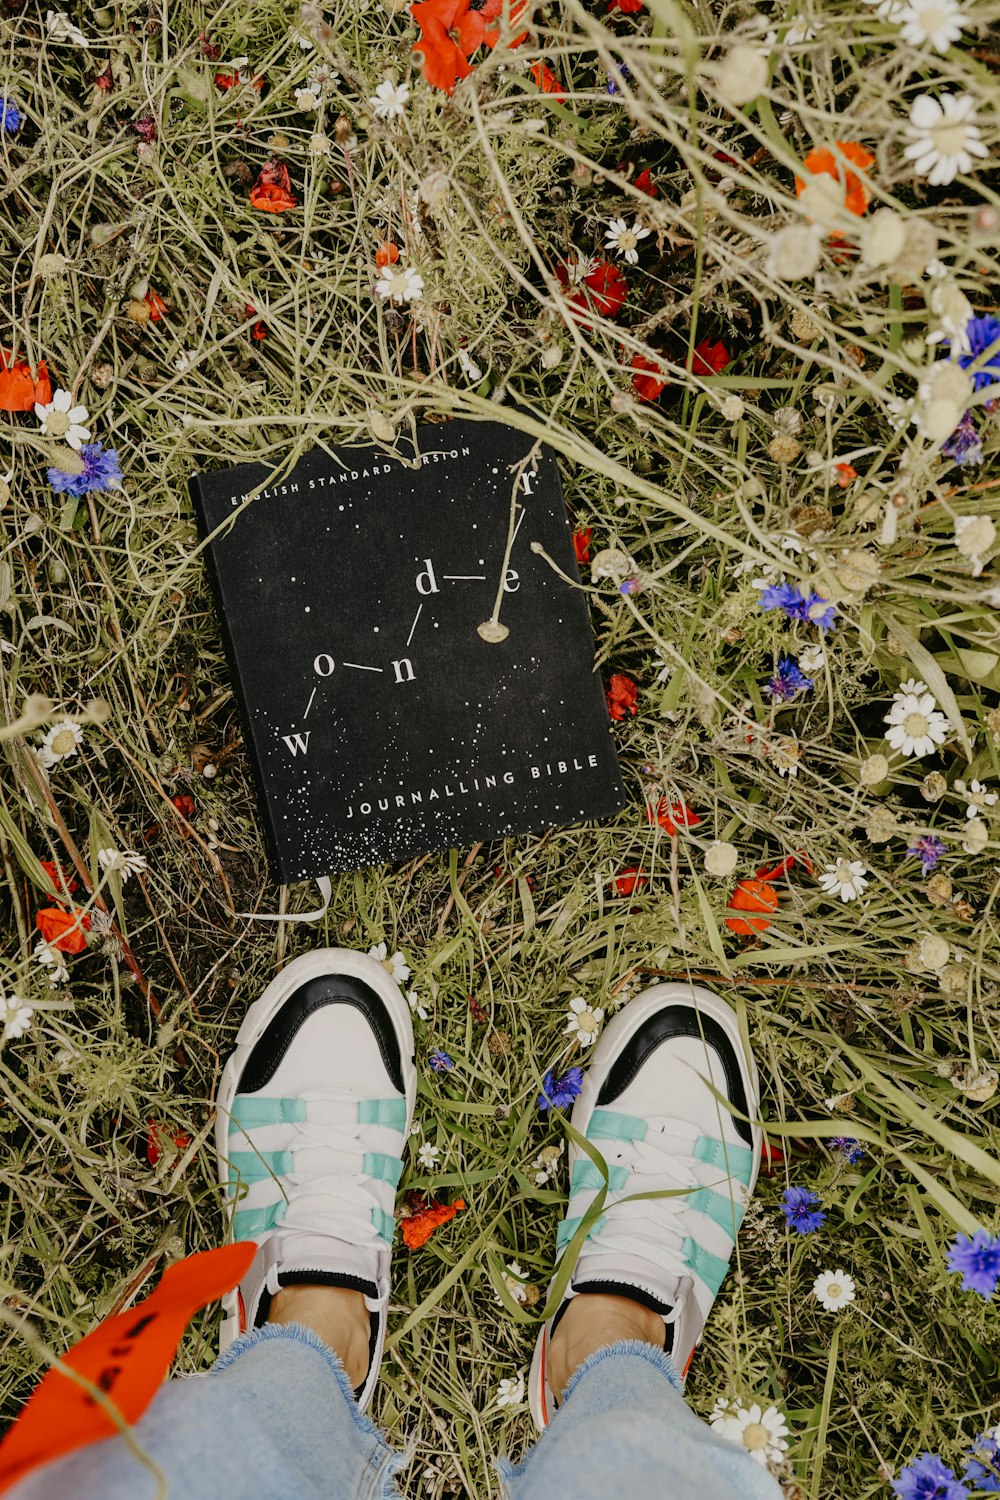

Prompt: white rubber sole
[
  {"left": 215, "top": 946, "right": 417, "bottom": 1349},
  {"left": 528, "top": 979, "right": 762, "bottom": 1431}
]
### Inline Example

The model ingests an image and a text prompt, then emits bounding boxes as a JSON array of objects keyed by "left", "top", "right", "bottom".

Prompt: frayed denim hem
[{"left": 495, "top": 1338, "right": 684, "bottom": 1490}]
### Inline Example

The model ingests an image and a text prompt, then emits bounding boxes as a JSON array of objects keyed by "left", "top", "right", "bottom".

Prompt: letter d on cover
[{"left": 415, "top": 558, "right": 439, "bottom": 595}]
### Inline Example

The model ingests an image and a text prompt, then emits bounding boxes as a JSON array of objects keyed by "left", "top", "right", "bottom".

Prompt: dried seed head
[
  {"left": 125, "top": 298, "right": 150, "bottom": 323},
  {"left": 768, "top": 433, "right": 801, "bottom": 465},
  {"left": 488, "top": 1029, "right": 511, "bottom": 1057}
]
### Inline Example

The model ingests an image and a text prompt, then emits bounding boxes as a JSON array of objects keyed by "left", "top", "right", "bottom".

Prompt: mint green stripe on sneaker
[
  {"left": 229, "top": 1096, "right": 307, "bottom": 1133},
  {"left": 686, "top": 1186, "right": 746, "bottom": 1236},
  {"left": 693, "top": 1136, "right": 755, "bottom": 1182},
  {"left": 569, "top": 1161, "right": 629, "bottom": 1194},
  {"left": 588, "top": 1109, "right": 648, "bottom": 1142},
  {"left": 233, "top": 1201, "right": 287, "bottom": 1237},
  {"left": 371, "top": 1205, "right": 395, "bottom": 1242},
  {"left": 556, "top": 1213, "right": 606, "bottom": 1253},
  {"left": 228, "top": 1149, "right": 293, "bottom": 1187},
  {"left": 363, "top": 1151, "right": 404, "bottom": 1187},
  {"left": 681, "top": 1235, "right": 731, "bottom": 1297},
  {"left": 358, "top": 1098, "right": 408, "bottom": 1130}
]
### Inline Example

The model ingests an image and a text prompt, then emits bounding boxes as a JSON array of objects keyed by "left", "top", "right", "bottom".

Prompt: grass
[{"left": 1, "top": 0, "right": 999, "bottom": 1494}]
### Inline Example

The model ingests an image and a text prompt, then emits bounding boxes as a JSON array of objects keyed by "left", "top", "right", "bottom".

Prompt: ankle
[
  {"left": 546, "top": 1292, "right": 664, "bottom": 1402},
  {"left": 269, "top": 1284, "right": 371, "bottom": 1389}
]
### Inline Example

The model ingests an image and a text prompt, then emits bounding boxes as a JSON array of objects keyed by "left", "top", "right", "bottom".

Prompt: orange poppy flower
[
  {"left": 573, "top": 526, "right": 593, "bottom": 565},
  {"left": 249, "top": 159, "right": 297, "bottom": 213},
  {"left": 481, "top": 0, "right": 530, "bottom": 48},
  {"left": 145, "top": 289, "right": 168, "bottom": 320},
  {"left": 0, "top": 351, "right": 52, "bottom": 412},
  {"left": 646, "top": 798, "right": 701, "bottom": 835},
  {"left": 401, "top": 1194, "right": 466, "bottom": 1248},
  {"left": 605, "top": 672, "right": 638, "bottom": 720},
  {"left": 529, "top": 60, "right": 564, "bottom": 100},
  {"left": 834, "top": 461, "right": 857, "bottom": 487},
  {"left": 631, "top": 352, "right": 668, "bottom": 403},
  {"left": 411, "top": 0, "right": 486, "bottom": 93},
  {"left": 724, "top": 879, "right": 779, "bottom": 935},
  {"left": 375, "top": 241, "right": 400, "bottom": 269},
  {"left": 613, "top": 866, "right": 648, "bottom": 897},
  {"left": 36, "top": 906, "right": 91, "bottom": 954},
  {"left": 40, "top": 860, "right": 79, "bottom": 899},
  {"left": 795, "top": 142, "right": 874, "bottom": 218}
]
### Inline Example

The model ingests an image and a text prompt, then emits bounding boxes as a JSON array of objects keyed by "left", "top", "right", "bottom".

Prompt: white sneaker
[
  {"left": 215, "top": 947, "right": 416, "bottom": 1410},
  {"left": 529, "top": 981, "right": 761, "bottom": 1430}
]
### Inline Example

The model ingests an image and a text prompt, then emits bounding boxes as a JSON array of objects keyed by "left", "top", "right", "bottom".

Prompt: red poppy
[
  {"left": 132, "top": 115, "right": 156, "bottom": 144},
  {"left": 573, "top": 526, "right": 593, "bottom": 565},
  {"left": 0, "top": 351, "right": 52, "bottom": 412},
  {"left": 375, "top": 241, "right": 400, "bottom": 269},
  {"left": 36, "top": 906, "right": 91, "bottom": 954},
  {"left": 40, "top": 860, "right": 79, "bottom": 899},
  {"left": 245, "top": 303, "right": 268, "bottom": 340},
  {"left": 249, "top": 159, "right": 296, "bottom": 213},
  {"left": 145, "top": 288, "right": 168, "bottom": 321},
  {"left": 214, "top": 71, "right": 241, "bottom": 90},
  {"left": 146, "top": 1122, "right": 192, "bottom": 1168},
  {"left": 631, "top": 352, "right": 668, "bottom": 402},
  {"left": 633, "top": 168, "right": 658, "bottom": 197},
  {"left": 606, "top": 673, "right": 638, "bottom": 720},
  {"left": 608, "top": 0, "right": 644, "bottom": 9},
  {"left": 760, "top": 1140, "right": 786, "bottom": 1175},
  {"left": 411, "top": 0, "right": 486, "bottom": 93},
  {"left": 94, "top": 63, "right": 113, "bottom": 90},
  {"left": 613, "top": 866, "right": 648, "bottom": 897},
  {"left": 833, "top": 462, "right": 857, "bottom": 487},
  {"left": 795, "top": 142, "right": 874, "bottom": 218},
  {"left": 724, "top": 878, "right": 779, "bottom": 935},
  {"left": 646, "top": 798, "right": 701, "bottom": 835},
  {"left": 555, "top": 259, "right": 628, "bottom": 325},
  {"left": 689, "top": 339, "right": 730, "bottom": 376},
  {"left": 171, "top": 793, "right": 196, "bottom": 819},
  {"left": 480, "top": 0, "right": 530, "bottom": 48},
  {"left": 529, "top": 61, "right": 564, "bottom": 100},
  {"left": 401, "top": 1193, "right": 466, "bottom": 1248}
]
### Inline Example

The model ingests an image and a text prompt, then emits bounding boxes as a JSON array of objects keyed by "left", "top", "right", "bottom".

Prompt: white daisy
[
  {"left": 563, "top": 994, "right": 604, "bottom": 1045},
  {"left": 370, "top": 80, "right": 410, "bottom": 119},
  {"left": 34, "top": 389, "right": 90, "bottom": 450},
  {"left": 368, "top": 942, "right": 411, "bottom": 985},
  {"left": 963, "top": 817, "right": 989, "bottom": 855},
  {"left": 45, "top": 9, "right": 90, "bottom": 45},
  {"left": 532, "top": 1142, "right": 564, "bottom": 1186},
  {"left": 884, "top": 684, "right": 949, "bottom": 758},
  {"left": 456, "top": 347, "right": 483, "bottom": 382},
  {"left": 0, "top": 994, "right": 35, "bottom": 1040},
  {"left": 897, "top": 0, "right": 965, "bottom": 50},
  {"left": 960, "top": 779, "right": 997, "bottom": 819},
  {"left": 709, "top": 1397, "right": 789, "bottom": 1467},
  {"left": 406, "top": 988, "right": 428, "bottom": 1021},
  {"left": 813, "top": 1268, "right": 857, "bottom": 1312},
  {"left": 818, "top": 858, "right": 869, "bottom": 902},
  {"left": 496, "top": 1372, "right": 525, "bottom": 1408},
  {"left": 416, "top": 1141, "right": 439, "bottom": 1170},
  {"left": 501, "top": 1261, "right": 528, "bottom": 1304},
  {"left": 375, "top": 264, "right": 424, "bottom": 304},
  {"left": 799, "top": 644, "right": 824, "bottom": 674},
  {"left": 604, "top": 217, "right": 651, "bottom": 265},
  {"left": 37, "top": 719, "right": 83, "bottom": 767},
  {"left": 97, "top": 847, "right": 147, "bottom": 883},
  {"left": 294, "top": 86, "right": 321, "bottom": 111},
  {"left": 308, "top": 63, "right": 339, "bottom": 92},
  {"left": 34, "top": 939, "right": 69, "bottom": 985},
  {"left": 904, "top": 93, "right": 987, "bottom": 187},
  {"left": 562, "top": 254, "right": 598, "bottom": 285}
]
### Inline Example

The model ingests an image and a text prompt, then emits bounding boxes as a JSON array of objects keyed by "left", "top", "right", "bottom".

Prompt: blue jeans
[{"left": 13, "top": 1325, "right": 782, "bottom": 1499}]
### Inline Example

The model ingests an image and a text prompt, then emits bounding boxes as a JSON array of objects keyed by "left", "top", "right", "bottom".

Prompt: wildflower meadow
[{"left": 1, "top": 0, "right": 999, "bottom": 1494}]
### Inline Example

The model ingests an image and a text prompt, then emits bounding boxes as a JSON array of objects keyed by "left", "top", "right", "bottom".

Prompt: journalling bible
[{"left": 189, "top": 418, "right": 625, "bottom": 880}]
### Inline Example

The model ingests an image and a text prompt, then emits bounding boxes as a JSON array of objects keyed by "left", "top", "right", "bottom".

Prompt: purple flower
[
  {"left": 891, "top": 1452, "right": 969, "bottom": 1500},
  {"left": 966, "top": 1432, "right": 1000, "bottom": 1493},
  {"left": 538, "top": 1066, "right": 583, "bottom": 1112},
  {"left": 830, "top": 1136, "right": 865, "bottom": 1165},
  {"left": 48, "top": 443, "right": 122, "bottom": 498},
  {"left": 758, "top": 583, "right": 837, "bottom": 633},
  {"left": 0, "top": 96, "right": 22, "bottom": 134},
  {"left": 957, "top": 314, "right": 1000, "bottom": 392},
  {"left": 606, "top": 64, "right": 632, "bottom": 95},
  {"left": 907, "top": 834, "right": 947, "bottom": 875},
  {"left": 429, "top": 1049, "right": 454, "bottom": 1073},
  {"left": 941, "top": 412, "right": 983, "bottom": 468},
  {"left": 765, "top": 655, "right": 813, "bottom": 702},
  {"left": 780, "top": 1185, "right": 825, "bottom": 1234},
  {"left": 946, "top": 1229, "right": 1000, "bottom": 1298}
]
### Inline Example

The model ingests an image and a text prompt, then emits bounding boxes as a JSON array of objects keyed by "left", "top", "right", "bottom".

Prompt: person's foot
[
  {"left": 529, "top": 981, "right": 761, "bottom": 1429},
  {"left": 215, "top": 947, "right": 416, "bottom": 1410}
]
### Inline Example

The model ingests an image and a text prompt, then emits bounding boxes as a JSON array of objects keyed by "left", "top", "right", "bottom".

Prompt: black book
[{"left": 189, "top": 418, "right": 626, "bottom": 881}]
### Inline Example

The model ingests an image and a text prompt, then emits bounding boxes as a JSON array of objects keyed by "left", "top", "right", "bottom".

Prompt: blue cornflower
[
  {"left": 801, "top": 591, "right": 837, "bottom": 632},
  {"left": 957, "top": 315, "right": 1000, "bottom": 393},
  {"left": 946, "top": 1229, "right": 1000, "bottom": 1298},
  {"left": 0, "top": 96, "right": 22, "bottom": 135},
  {"left": 830, "top": 1136, "right": 865, "bottom": 1165},
  {"left": 429, "top": 1049, "right": 454, "bottom": 1073},
  {"left": 780, "top": 1185, "right": 826, "bottom": 1234},
  {"left": 966, "top": 1432, "right": 1000, "bottom": 1493},
  {"left": 907, "top": 834, "right": 947, "bottom": 875},
  {"left": 892, "top": 1452, "right": 969, "bottom": 1500},
  {"left": 758, "top": 582, "right": 837, "bottom": 633},
  {"left": 538, "top": 1066, "right": 583, "bottom": 1113},
  {"left": 48, "top": 443, "right": 122, "bottom": 498},
  {"left": 941, "top": 412, "right": 983, "bottom": 469},
  {"left": 606, "top": 64, "right": 632, "bottom": 95},
  {"left": 765, "top": 655, "right": 813, "bottom": 702}
]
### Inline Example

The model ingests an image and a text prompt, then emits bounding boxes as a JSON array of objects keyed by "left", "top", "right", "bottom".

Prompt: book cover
[{"left": 189, "top": 418, "right": 627, "bottom": 881}]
